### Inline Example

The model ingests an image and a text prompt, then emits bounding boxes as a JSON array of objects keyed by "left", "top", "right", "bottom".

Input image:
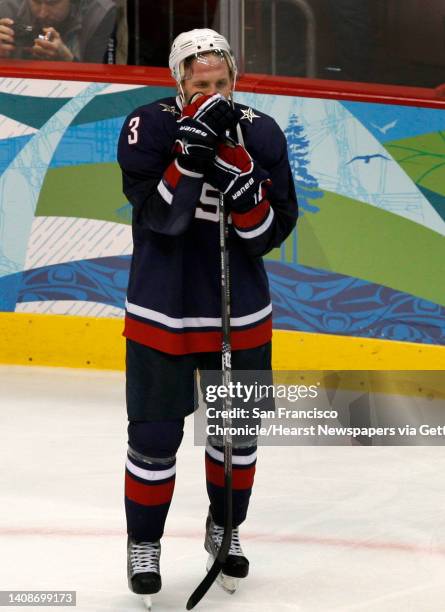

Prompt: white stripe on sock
[
  {"left": 126, "top": 458, "right": 176, "bottom": 481},
  {"left": 206, "top": 443, "right": 257, "bottom": 465}
]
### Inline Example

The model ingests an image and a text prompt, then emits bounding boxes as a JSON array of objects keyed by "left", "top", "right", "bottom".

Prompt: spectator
[{"left": 0, "top": 0, "right": 116, "bottom": 62}]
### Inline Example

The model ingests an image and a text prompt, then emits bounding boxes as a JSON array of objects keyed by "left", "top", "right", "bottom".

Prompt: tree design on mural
[{"left": 285, "top": 114, "right": 323, "bottom": 214}]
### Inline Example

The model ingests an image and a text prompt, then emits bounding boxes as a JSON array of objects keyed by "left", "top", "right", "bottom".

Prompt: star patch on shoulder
[
  {"left": 240, "top": 107, "right": 260, "bottom": 123},
  {"left": 159, "top": 103, "right": 179, "bottom": 116}
]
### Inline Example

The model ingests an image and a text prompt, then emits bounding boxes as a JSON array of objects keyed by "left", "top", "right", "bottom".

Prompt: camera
[{"left": 12, "top": 22, "right": 48, "bottom": 47}]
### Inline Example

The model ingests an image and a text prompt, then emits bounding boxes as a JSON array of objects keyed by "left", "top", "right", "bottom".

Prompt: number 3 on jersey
[{"left": 128, "top": 116, "right": 140, "bottom": 145}]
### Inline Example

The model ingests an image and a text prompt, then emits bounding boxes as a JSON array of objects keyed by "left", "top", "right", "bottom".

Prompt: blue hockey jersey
[{"left": 117, "top": 96, "right": 298, "bottom": 355}]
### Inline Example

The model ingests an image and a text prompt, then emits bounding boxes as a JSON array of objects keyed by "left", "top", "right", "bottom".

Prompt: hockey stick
[{"left": 186, "top": 192, "right": 233, "bottom": 610}]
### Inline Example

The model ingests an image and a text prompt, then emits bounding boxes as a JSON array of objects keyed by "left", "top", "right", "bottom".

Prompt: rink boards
[{"left": 0, "top": 74, "right": 444, "bottom": 370}]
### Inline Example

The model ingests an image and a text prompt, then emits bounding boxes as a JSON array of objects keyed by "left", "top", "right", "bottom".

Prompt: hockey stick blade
[
  {"left": 186, "top": 460, "right": 232, "bottom": 609},
  {"left": 186, "top": 556, "right": 224, "bottom": 610}
]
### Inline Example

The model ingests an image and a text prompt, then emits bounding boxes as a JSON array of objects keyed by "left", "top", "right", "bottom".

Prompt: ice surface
[{"left": 1, "top": 365, "right": 445, "bottom": 611}]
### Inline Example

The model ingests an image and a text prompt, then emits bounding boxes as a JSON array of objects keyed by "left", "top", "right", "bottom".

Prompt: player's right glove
[
  {"left": 174, "top": 93, "right": 237, "bottom": 174},
  {"left": 174, "top": 121, "right": 217, "bottom": 174}
]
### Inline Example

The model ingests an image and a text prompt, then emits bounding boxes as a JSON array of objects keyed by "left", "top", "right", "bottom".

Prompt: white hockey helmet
[{"left": 169, "top": 28, "right": 237, "bottom": 84}]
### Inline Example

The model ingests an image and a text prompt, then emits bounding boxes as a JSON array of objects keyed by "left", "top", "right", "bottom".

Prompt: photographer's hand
[
  {"left": 0, "top": 18, "right": 15, "bottom": 57},
  {"left": 32, "top": 27, "right": 74, "bottom": 61}
]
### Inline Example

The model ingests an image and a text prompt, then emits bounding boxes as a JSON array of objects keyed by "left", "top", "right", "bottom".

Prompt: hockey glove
[
  {"left": 205, "top": 142, "right": 271, "bottom": 212},
  {"left": 181, "top": 92, "right": 237, "bottom": 138},
  {"left": 175, "top": 119, "right": 217, "bottom": 174}
]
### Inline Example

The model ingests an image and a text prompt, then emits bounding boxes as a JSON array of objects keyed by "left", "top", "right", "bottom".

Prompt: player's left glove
[
  {"left": 174, "top": 93, "right": 236, "bottom": 174},
  {"left": 205, "top": 142, "right": 271, "bottom": 211}
]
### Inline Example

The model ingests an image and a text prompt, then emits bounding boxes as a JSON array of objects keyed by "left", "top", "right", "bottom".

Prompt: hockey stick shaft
[
  {"left": 220, "top": 188, "right": 233, "bottom": 568},
  {"left": 186, "top": 192, "right": 233, "bottom": 610}
]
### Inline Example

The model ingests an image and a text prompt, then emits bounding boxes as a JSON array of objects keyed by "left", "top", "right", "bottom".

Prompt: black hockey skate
[
  {"left": 127, "top": 538, "right": 161, "bottom": 610},
  {"left": 204, "top": 511, "right": 249, "bottom": 594}
]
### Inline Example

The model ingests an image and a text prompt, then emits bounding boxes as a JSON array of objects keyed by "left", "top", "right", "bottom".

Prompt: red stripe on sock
[
  {"left": 205, "top": 456, "right": 256, "bottom": 490},
  {"left": 125, "top": 472, "right": 175, "bottom": 506}
]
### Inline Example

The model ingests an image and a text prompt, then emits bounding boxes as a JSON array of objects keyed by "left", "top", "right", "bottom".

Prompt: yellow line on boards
[
  {"left": 272, "top": 329, "right": 445, "bottom": 370},
  {"left": 0, "top": 313, "right": 444, "bottom": 375},
  {"left": 0, "top": 312, "right": 125, "bottom": 370}
]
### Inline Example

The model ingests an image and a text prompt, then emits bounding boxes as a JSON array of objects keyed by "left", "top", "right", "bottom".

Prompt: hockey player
[{"left": 117, "top": 28, "right": 298, "bottom": 608}]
